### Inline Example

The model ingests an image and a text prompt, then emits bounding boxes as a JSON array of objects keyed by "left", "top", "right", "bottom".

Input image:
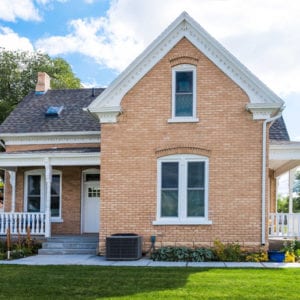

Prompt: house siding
[{"left": 99, "top": 38, "right": 266, "bottom": 252}]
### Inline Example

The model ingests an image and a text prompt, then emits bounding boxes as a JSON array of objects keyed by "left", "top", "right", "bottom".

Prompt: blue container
[{"left": 268, "top": 251, "right": 285, "bottom": 262}]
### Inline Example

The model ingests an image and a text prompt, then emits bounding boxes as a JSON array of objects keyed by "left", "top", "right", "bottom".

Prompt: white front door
[{"left": 83, "top": 182, "right": 100, "bottom": 233}]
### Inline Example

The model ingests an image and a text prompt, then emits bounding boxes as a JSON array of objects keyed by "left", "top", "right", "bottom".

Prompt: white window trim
[
  {"left": 153, "top": 154, "right": 211, "bottom": 225},
  {"left": 168, "top": 64, "right": 199, "bottom": 123},
  {"left": 24, "top": 169, "right": 63, "bottom": 222}
]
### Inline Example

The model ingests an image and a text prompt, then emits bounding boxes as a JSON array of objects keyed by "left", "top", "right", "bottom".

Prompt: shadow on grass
[{"left": 0, "top": 265, "right": 205, "bottom": 299}]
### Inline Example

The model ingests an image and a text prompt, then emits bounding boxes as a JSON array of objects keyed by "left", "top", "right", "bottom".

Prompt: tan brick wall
[
  {"left": 4, "top": 166, "right": 99, "bottom": 235},
  {"left": 99, "top": 38, "right": 266, "bottom": 253}
]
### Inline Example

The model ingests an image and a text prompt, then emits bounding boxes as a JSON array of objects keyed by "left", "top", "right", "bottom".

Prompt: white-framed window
[
  {"left": 153, "top": 154, "right": 211, "bottom": 225},
  {"left": 24, "top": 169, "right": 62, "bottom": 222},
  {"left": 168, "top": 64, "right": 198, "bottom": 123}
]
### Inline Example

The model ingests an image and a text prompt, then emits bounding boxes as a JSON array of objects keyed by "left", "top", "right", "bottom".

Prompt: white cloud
[
  {"left": 0, "top": 27, "right": 34, "bottom": 51},
  {"left": 36, "top": 15, "right": 144, "bottom": 72},
  {"left": 0, "top": 0, "right": 41, "bottom": 22},
  {"left": 35, "top": 0, "right": 300, "bottom": 95}
]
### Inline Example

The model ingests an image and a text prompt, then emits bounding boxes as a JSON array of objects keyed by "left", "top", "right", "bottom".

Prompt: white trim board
[
  {"left": 88, "top": 12, "right": 284, "bottom": 122},
  {"left": 1, "top": 131, "right": 100, "bottom": 146},
  {"left": 0, "top": 152, "right": 100, "bottom": 167}
]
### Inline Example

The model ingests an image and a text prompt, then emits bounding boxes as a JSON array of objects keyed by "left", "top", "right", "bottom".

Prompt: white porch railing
[
  {"left": 0, "top": 213, "right": 46, "bottom": 236},
  {"left": 269, "top": 213, "right": 300, "bottom": 238}
]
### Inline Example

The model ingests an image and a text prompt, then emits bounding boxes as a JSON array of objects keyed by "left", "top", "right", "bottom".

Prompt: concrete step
[
  {"left": 39, "top": 235, "right": 99, "bottom": 255},
  {"left": 39, "top": 248, "right": 97, "bottom": 255},
  {"left": 42, "top": 242, "right": 98, "bottom": 249},
  {"left": 47, "top": 236, "right": 98, "bottom": 243}
]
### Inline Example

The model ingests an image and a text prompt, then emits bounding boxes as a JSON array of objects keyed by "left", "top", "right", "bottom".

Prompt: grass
[{"left": 0, "top": 266, "right": 299, "bottom": 299}]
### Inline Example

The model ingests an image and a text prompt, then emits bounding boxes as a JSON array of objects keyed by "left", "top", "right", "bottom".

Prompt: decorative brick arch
[
  {"left": 155, "top": 144, "right": 211, "bottom": 158},
  {"left": 169, "top": 55, "right": 199, "bottom": 67}
]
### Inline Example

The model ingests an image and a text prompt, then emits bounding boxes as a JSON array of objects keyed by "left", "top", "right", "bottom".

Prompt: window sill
[
  {"left": 153, "top": 219, "right": 212, "bottom": 225},
  {"left": 168, "top": 117, "right": 199, "bottom": 123},
  {"left": 51, "top": 218, "right": 64, "bottom": 223}
]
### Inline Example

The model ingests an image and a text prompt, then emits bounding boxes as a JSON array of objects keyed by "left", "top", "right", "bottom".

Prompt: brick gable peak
[{"left": 88, "top": 11, "right": 284, "bottom": 123}]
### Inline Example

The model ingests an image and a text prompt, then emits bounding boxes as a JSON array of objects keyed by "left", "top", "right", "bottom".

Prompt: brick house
[{"left": 0, "top": 12, "right": 299, "bottom": 254}]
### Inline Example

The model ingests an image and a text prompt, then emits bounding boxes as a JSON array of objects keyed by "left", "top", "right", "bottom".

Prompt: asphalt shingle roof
[
  {"left": 269, "top": 117, "right": 290, "bottom": 141},
  {"left": 0, "top": 87, "right": 290, "bottom": 142},
  {"left": 0, "top": 88, "right": 104, "bottom": 134}
]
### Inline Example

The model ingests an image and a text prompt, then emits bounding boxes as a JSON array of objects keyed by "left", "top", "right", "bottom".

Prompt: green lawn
[{"left": 0, "top": 266, "right": 299, "bottom": 299}]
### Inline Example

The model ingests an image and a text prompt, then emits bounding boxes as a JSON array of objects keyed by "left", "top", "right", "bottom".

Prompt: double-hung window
[
  {"left": 169, "top": 64, "right": 198, "bottom": 122},
  {"left": 154, "top": 154, "right": 211, "bottom": 225},
  {"left": 25, "top": 170, "right": 62, "bottom": 221}
]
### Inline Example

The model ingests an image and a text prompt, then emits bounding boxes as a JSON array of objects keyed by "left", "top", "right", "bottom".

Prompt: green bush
[
  {"left": 213, "top": 240, "right": 244, "bottom": 262},
  {"left": 0, "top": 237, "right": 42, "bottom": 260},
  {"left": 151, "top": 246, "right": 214, "bottom": 262}
]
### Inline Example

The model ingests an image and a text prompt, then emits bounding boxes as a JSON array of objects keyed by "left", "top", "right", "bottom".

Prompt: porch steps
[{"left": 38, "top": 235, "right": 99, "bottom": 255}]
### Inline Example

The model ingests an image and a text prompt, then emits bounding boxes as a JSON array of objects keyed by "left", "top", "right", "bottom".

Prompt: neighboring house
[{"left": 0, "top": 12, "right": 299, "bottom": 254}]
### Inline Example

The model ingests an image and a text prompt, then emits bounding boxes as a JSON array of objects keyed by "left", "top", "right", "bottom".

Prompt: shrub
[
  {"left": 151, "top": 246, "right": 214, "bottom": 262},
  {"left": 295, "top": 249, "right": 300, "bottom": 261},
  {"left": 0, "top": 236, "right": 42, "bottom": 260},
  {"left": 190, "top": 248, "right": 214, "bottom": 262},
  {"left": 245, "top": 250, "right": 268, "bottom": 262},
  {"left": 213, "top": 240, "right": 244, "bottom": 262}
]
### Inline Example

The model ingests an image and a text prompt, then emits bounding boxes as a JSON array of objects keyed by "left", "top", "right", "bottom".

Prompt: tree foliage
[{"left": 0, "top": 50, "right": 81, "bottom": 124}]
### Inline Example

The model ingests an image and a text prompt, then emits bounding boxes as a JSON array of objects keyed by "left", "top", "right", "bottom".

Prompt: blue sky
[{"left": 0, "top": 0, "right": 299, "bottom": 140}]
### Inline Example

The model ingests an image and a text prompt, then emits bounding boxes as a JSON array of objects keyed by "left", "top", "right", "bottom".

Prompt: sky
[{"left": 0, "top": 0, "right": 299, "bottom": 140}]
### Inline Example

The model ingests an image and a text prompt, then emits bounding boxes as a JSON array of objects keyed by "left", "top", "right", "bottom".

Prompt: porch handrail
[
  {"left": 269, "top": 213, "right": 300, "bottom": 238},
  {"left": 0, "top": 212, "right": 46, "bottom": 236}
]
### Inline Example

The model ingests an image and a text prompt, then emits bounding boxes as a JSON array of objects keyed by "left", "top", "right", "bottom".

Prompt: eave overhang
[
  {"left": 0, "top": 151, "right": 100, "bottom": 168},
  {"left": 269, "top": 141, "right": 300, "bottom": 176}
]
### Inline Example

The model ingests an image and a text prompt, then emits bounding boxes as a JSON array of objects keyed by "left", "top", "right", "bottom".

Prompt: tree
[{"left": 0, "top": 50, "right": 81, "bottom": 124}]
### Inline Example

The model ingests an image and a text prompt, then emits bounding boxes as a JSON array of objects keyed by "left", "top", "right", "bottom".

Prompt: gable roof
[
  {"left": 88, "top": 12, "right": 284, "bottom": 123},
  {"left": 0, "top": 88, "right": 104, "bottom": 134}
]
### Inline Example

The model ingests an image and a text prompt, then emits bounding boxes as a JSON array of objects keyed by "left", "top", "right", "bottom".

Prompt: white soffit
[
  {"left": 270, "top": 142, "right": 300, "bottom": 161},
  {"left": 88, "top": 11, "right": 284, "bottom": 117}
]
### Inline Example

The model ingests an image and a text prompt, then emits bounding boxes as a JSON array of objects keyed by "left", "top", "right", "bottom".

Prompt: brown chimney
[{"left": 35, "top": 72, "right": 51, "bottom": 94}]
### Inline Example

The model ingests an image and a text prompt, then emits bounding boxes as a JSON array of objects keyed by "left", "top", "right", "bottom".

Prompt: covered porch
[
  {"left": 0, "top": 147, "right": 100, "bottom": 238},
  {"left": 269, "top": 141, "right": 300, "bottom": 238}
]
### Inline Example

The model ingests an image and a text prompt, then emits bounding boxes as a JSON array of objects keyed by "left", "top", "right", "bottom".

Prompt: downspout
[{"left": 261, "top": 112, "right": 282, "bottom": 245}]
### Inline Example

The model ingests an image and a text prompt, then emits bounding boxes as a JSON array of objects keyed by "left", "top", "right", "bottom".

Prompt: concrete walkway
[{"left": 1, "top": 255, "right": 300, "bottom": 268}]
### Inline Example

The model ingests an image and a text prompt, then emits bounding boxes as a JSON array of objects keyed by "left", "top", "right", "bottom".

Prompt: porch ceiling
[
  {"left": 269, "top": 141, "right": 300, "bottom": 176},
  {"left": 0, "top": 147, "right": 100, "bottom": 168}
]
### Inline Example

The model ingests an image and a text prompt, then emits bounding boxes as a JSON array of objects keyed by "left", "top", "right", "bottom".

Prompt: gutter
[{"left": 261, "top": 112, "right": 282, "bottom": 245}]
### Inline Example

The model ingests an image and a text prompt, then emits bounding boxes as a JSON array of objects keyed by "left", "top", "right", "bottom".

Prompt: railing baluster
[
  {"left": 268, "top": 213, "right": 300, "bottom": 238},
  {"left": 0, "top": 212, "right": 44, "bottom": 236}
]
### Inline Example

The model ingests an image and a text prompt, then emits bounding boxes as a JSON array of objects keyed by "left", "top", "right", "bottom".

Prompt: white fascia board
[
  {"left": 270, "top": 143, "right": 300, "bottom": 160},
  {"left": 0, "top": 152, "right": 100, "bottom": 167},
  {"left": 0, "top": 131, "right": 100, "bottom": 137},
  {"left": 88, "top": 12, "right": 284, "bottom": 118},
  {"left": 1, "top": 131, "right": 101, "bottom": 146}
]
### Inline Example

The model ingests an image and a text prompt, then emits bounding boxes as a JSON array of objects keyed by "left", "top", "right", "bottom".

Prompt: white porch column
[
  {"left": 289, "top": 169, "right": 296, "bottom": 214},
  {"left": 8, "top": 170, "right": 16, "bottom": 213},
  {"left": 45, "top": 158, "right": 52, "bottom": 238}
]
